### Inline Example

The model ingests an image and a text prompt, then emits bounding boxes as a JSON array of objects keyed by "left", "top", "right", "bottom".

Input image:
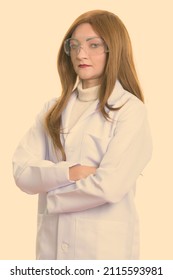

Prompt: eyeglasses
[{"left": 64, "top": 37, "right": 109, "bottom": 56}]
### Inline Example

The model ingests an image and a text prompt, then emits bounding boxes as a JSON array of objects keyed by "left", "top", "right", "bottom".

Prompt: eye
[
  {"left": 70, "top": 44, "right": 78, "bottom": 50},
  {"left": 87, "top": 38, "right": 103, "bottom": 49},
  {"left": 69, "top": 39, "right": 79, "bottom": 50},
  {"left": 90, "top": 43, "right": 101, "bottom": 48}
]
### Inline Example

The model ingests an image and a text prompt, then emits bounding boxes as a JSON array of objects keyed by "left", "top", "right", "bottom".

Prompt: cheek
[
  {"left": 70, "top": 56, "right": 77, "bottom": 70},
  {"left": 95, "top": 56, "right": 107, "bottom": 72}
]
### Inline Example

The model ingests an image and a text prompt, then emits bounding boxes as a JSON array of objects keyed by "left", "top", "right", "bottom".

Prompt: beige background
[{"left": 0, "top": 0, "right": 173, "bottom": 259}]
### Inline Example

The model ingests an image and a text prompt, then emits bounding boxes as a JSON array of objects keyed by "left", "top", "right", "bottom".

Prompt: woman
[{"left": 13, "top": 10, "right": 152, "bottom": 260}]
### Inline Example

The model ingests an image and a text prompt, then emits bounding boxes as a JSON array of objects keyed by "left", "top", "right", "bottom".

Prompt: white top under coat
[{"left": 68, "top": 81, "right": 99, "bottom": 129}]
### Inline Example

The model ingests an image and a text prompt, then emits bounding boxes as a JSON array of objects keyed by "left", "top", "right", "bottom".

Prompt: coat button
[{"left": 61, "top": 242, "right": 69, "bottom": 252}]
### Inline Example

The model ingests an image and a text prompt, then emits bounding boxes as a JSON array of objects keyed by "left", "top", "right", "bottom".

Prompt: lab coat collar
[{"left": 107, "top": 80, "right": 131, "bottom": 108}]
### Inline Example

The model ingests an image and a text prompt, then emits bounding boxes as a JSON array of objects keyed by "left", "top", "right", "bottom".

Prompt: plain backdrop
[{"left": 0, "top": 0, "right": 173, "bottom": 259}]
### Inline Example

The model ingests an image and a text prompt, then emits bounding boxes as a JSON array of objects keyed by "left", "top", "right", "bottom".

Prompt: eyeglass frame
[{"left": 64, "top": 36, "right": 109, "bottom": 56}]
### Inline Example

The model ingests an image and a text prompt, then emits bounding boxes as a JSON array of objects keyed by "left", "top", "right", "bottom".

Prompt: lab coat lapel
[
  {"left": 61, "top": 93, "right": 77, "bottom": 133},
  {"left": 60, "top": 93, "right": 77, "bottom": 144}
]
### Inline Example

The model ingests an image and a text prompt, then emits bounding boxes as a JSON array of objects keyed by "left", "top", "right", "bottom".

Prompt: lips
[{"left": 78, "top": 64, "right": 91, "bottom": 68}]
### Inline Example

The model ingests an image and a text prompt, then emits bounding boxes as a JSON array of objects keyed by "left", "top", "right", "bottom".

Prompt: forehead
[{"left": 72, "top": 23, "right": 99, "bottom": 39}]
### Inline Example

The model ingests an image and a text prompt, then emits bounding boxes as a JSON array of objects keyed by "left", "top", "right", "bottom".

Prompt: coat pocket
[
  {"left": 74, "top": 218, "right": 133, "bottom": 260},
  {"left": 36, "top": 213, "right": 58, "bottom": 260}
]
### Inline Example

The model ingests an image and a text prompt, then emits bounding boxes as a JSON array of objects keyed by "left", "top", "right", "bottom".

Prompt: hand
[{"left": 69, "top": 165, "right": 97, "bottom": 181}]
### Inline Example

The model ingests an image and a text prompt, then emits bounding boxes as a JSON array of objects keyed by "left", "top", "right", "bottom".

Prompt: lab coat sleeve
[
  {"left": 47, "top": 100, "right": 152, "bottom": 213},
  {"left": 12, "top": 99, "right": 74, "bottom": 194}
]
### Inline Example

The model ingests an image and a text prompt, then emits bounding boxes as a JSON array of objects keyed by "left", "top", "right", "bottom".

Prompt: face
[{"left": 70, "top": 23, "right": 107, "bottom": 89}]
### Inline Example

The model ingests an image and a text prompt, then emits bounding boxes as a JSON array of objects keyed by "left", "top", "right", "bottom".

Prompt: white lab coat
[{"left": 13, "top": 81, "right": 152, "bottom": 260}]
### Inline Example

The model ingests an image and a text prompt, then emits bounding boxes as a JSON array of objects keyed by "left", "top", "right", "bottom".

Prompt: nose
[{"left": 76, "top": 45, "right": 88, "bottom": 58}]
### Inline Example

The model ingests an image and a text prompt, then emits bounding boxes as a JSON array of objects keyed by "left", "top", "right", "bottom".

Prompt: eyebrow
[
  {"left": 86, "top": 36, "right": 100, "bottom": 41},
  {"left": 70, "top": 36, "right": 100, "bottom": 41}
]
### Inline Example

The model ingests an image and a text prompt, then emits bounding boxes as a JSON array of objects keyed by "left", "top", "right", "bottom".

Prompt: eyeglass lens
[{"left": 65, "top": 37, "right": 108, "bottom": 56}]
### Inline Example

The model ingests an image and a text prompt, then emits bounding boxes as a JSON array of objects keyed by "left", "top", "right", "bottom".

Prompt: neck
[
  {"left": 77, "top": 81, "right": 100, "bottom": 102},
  {"left": 82, "top": 78, "right": 101, "bottom": 89}
]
